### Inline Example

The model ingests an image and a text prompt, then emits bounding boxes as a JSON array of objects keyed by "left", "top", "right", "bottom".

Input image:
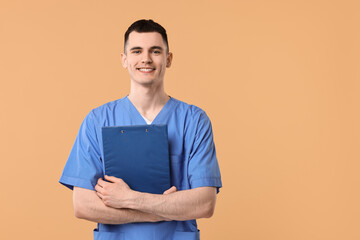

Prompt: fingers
[
  {"left": 104, "top": 175, "right": 122, "bottom": 183},
  {"left": 95, "top": 182, "right": 102, "bottom": 192},
  {"left": 163, "top": 186, "right": 177, "bottom": 195},
  {"left": 95, "top": 179, "right": 104, "bottom": 200},
  {"left": 96, "top": 176, "right": 124, "bottom": 192},
  {"left": 96, "top": 190, "right": 103, "bottom": 199},
  {"left": 97, "top": 177, "right": 106, "bottom": 187}
]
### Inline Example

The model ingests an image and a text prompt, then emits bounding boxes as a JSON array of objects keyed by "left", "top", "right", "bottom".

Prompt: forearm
[
  {"left": 129, "top": 187, "right": 217, "bottom": 221},
  {"left": 73, "top": 187, "right": 169, "bottom": 224}
]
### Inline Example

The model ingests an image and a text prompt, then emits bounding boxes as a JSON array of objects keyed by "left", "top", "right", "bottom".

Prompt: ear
[
  {"left": 166, "top": 52, "right": 173, "bottom": 68},
  {"left": 121, "top": 53, "right": 127, "bottom": 68}
]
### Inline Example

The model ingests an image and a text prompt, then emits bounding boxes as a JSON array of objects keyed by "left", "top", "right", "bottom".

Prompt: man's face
[{"left": 121, "top": 31, "right": 173, "bottom": 86}]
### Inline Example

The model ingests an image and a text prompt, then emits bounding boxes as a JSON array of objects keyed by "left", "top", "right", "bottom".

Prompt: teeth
[{"left": 139, "top": 68, "right": 154, "bottom": 72}]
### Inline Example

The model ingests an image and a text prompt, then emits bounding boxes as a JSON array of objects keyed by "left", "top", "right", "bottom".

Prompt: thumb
[{"left": 163, "top": 186, "right": 177, "bottom": 195}]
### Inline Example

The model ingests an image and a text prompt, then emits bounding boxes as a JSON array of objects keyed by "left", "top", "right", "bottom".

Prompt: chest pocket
[{"left": 170, "top": 154, "right": 186, "bottom": 190}]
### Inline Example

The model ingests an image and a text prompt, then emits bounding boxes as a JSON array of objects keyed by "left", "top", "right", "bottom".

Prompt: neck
[{"left": 128, "top": 80, "right": 169, "bottom": 118}]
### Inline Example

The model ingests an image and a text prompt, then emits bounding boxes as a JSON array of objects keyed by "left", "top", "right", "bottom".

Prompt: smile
[{"left": 137, "top": 68, "right": 155, "bottom": 73}]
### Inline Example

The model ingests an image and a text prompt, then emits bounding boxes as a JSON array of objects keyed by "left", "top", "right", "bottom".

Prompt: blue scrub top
[{"left": 59, "top": 96, "right": 222, "bottom": 240}]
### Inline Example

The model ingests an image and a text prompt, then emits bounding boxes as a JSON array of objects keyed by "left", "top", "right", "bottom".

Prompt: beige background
[{"left": 1, "top": 0, "right": 359, "bottom": 239}]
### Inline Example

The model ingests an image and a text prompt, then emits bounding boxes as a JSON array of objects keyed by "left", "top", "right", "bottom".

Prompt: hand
[{"left": 95, "top": 175, "right": 136, "bottom": 209}]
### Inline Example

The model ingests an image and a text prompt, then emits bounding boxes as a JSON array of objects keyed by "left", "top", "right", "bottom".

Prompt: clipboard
[{"left": 102, "top": 125, "right": 171, "bottom": 194}]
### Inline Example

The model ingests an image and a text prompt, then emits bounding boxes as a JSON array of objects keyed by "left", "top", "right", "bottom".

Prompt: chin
[
  {"left": 132, "top": 77, "right": 162, "bottom": 87},
  {"left": 137, "top": 79, "right": 156, "bottom": 86}
]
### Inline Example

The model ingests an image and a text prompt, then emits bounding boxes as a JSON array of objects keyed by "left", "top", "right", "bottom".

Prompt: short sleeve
[
  {"left": 188, "top": 112, "right": 222, "bottom": 193},
  {"left": 59, "top": 110, "right": 103, "bottom": 191}
]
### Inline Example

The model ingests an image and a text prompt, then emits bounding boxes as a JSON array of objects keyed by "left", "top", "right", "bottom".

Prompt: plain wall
[{"left": 0, "top": 0, "right": 359, "bottom": 239}]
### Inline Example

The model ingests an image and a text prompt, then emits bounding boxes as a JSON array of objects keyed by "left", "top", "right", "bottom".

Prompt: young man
[{"left": 59, "top": 19, "right": 222, "bottom": 240}]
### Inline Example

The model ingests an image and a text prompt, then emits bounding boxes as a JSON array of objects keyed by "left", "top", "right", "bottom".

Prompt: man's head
[
  {"left": 121, "top": 19, "right": 173, "bottom": 87},
  {"left": 124, "top": 19, "right": 169, "bottom": 53}
]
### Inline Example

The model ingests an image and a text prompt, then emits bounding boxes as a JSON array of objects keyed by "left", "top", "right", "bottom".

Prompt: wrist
[{"left": 127, "top": 190, "right": 143, "bottom": 210}]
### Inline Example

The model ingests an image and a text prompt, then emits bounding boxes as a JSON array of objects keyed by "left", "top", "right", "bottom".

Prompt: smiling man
[{"left": 59, "top": 19, "right": 222, "bottom": 240}]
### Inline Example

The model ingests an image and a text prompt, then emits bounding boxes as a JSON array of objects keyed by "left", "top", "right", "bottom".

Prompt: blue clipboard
[{"left": 102, "top": 125, "right": 171, "bottom": 194}]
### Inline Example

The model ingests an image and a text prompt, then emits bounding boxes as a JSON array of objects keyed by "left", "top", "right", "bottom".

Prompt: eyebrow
[
  {"left": 129, "top": 46, "right": 164, "bottom": 51},
  {"left": 150, "top": 46, "right": 164, "bottom": 51}
]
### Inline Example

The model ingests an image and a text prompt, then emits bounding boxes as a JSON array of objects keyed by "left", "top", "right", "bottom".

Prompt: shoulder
[
  {"left": 86, "top": 97, "right": 126, "bottom": 121},
  {"left": 92, "top": 97, "right": 125, "bottom": 114},
  {"left": 171, "top": 97, "right": 208, "bottom": 119},
  {"left": 171, "top": 97, "right": 211, "bottom": 130}
]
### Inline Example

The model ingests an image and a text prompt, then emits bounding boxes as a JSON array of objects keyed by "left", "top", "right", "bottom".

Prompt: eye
[
  {"left": 152, "top": 50, "right": 161, "bottom": 54},
  {"left": 131, "top": 50, "right": 141, "bottom": 54}
]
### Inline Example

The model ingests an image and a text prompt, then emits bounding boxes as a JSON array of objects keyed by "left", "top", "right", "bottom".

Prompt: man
[{"left": 59, "top": 19, "right": 222, "bottom": 240}]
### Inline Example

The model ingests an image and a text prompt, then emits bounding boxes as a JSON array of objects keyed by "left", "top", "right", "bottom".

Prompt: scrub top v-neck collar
[{"left": 124, "top": 95, "right": 175, "bottom": 125}]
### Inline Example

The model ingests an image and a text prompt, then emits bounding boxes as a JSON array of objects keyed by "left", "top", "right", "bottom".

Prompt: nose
[{"left": 141, "top": 52, "right": 152, "bottom": 64}]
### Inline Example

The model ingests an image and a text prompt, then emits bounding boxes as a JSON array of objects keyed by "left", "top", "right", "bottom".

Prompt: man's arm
[
  {"left": 132, "top": 186, "right": 217, "bottom": 221},
  {"left": 95, "top": 176, "right": 217, "bottom": 221},
  {"left": 73, "top": 187, "right": 172, "bottom": 224}
]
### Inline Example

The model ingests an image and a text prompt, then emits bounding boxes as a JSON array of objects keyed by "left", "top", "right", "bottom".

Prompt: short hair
[{"left": 124, "top": 19, "right": 169, "bottom": 53}]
